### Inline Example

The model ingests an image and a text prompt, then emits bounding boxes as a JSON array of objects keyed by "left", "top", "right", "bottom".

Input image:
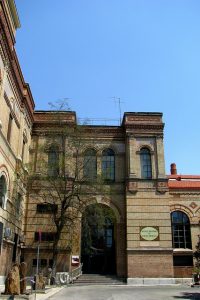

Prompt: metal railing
[{"left": 56, "top": 263, "right": 83, "bottom": 285}]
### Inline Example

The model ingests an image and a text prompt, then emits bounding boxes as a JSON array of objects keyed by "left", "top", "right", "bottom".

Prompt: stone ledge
[
  {"left": 175, "top": 278, "right": 192, "bottom": 285},
  {"left": 127, "top": 278, "right": 176, "bottom": 285}
]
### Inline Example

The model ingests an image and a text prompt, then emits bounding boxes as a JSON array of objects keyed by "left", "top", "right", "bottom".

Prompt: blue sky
[{"left": 15, "top": 0, "right": 200, "bottom": 174}]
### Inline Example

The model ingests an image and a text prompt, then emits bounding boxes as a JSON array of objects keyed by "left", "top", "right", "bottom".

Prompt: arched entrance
[{"left": 81, "top": 203, "right": 116, "bottom": 274}]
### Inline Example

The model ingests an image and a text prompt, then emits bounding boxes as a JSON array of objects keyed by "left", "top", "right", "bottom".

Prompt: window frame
[
  {"left": 83, "top": 148, "right": 97, "bottom": 181},
  {"left": 37, "top": 203, "right": 58, "bottom": 214},
  {"left": 0, "top": 175, "right": 7, "bottom": 209},
  {"left": 140, "top": 147, "right": 152, "bottom": 179},
  {"left": 34, "top": 232, "right": 56, "bottom": 242},
  {"left": 171, "top": 211, "right": 192, "bottom": 249},
  {"left": 47, "top": 145, "right": 60, "bottom": 177},
  {"left": 101, "top": 148, "right": 115, "bottom": 182}
]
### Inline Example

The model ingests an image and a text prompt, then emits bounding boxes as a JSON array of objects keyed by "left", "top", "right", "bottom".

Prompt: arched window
[
  {"left": 0, "top": 175, "right": 7, "bottom": 208},
  {"left": 171, "top": 211, "right": 192, "bottom": 249},
  {"left": 140, "top": 147, "right": 152, "bottom": 179},
  {"left": 48, "top": 145, "right": 59, "bottom": 177},
  {"left": 83, "top": 149, "right": 97, "bottom": 180},
  {"left": 102, "top": 149, "right": 115, "bottom": 182}
]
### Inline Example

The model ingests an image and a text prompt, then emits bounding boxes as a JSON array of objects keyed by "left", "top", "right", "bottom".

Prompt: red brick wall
[
  {"left": 127, "top": 252, "right": 174, "bottom": 278},
  {"left": 174, "top": 267, "right": 193, "bottom": 278}
]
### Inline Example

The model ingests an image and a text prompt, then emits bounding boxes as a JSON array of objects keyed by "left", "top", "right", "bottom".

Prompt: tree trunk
[
  {"left": 51, "top": 234, "right": 60, "bottom": 279},
  {"left": 52, "top": 245, "right": 58, "bottom": 279}
]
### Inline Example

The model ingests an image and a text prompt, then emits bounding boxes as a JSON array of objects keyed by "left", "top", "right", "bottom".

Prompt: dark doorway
[{"left": 81, "top": 204, "right": 116, "bottom": 274}]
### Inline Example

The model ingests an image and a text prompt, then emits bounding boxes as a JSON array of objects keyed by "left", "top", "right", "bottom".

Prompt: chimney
[{"left": 170, "top": 163, "right": 177, "bottom": 175}]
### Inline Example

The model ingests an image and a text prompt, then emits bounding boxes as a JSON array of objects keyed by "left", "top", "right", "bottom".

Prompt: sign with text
[
  {"left": 140, "top": 226, "right": 159, "bottom": 241},
  {"left": 71, "top": 255, "right": 80, "bottom": 266}
]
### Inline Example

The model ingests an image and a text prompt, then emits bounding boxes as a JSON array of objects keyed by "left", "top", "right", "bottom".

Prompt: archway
[{"left": 81, "top": 203, "right": 116, "bottom": 274}]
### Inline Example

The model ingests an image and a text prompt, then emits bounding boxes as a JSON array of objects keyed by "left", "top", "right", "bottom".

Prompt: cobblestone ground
[{"left": 49, "top": 285, "right": 200, "bottom": 300}]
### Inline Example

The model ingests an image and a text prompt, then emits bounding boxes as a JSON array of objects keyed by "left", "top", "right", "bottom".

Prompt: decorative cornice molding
[
  {"left": 0, "top": 7, "right": 34, "bottom": 123},
  {"left": 125, "top": 124, "right": 164, "bottom": 130},
  {"left": 126, "top": 248, "right": 173, "bottom": 253}
]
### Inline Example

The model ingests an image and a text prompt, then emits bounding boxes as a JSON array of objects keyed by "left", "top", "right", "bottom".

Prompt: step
[{"left": 73, "top": 274, "right": 126, "bottom": 286}]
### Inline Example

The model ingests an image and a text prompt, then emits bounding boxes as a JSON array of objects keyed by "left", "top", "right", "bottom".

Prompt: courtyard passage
[{"left": 50, "top": 285, "right": 200, "bottom": 300}]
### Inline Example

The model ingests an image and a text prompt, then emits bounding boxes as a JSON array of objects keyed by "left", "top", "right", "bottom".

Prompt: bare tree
[{"left": 28, "top": 101, "right": 105, "bottom": 276}]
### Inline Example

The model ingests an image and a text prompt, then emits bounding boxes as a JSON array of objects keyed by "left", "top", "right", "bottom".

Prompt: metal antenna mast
[{"left": 111, "top": 97, "right": 124, "bottom": 125}]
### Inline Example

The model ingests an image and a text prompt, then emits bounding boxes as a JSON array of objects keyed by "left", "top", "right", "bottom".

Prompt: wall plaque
[{"left": 140, "top": 226, "right": 159, "bottom": 241}]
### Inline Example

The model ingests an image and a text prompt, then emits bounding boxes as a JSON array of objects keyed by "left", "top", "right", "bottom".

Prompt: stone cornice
[
  {"left": 33, "top": 111, "right": 76, "bottom": 123},
  {"left": 81, "top": 126, "right": 124, "bottom": 137},
  {"left": 7, "top": 0, "right": 21, "bottom": 29},
  {"left": 123, "top": 112, "right": 163, "bottom": 125},
  {"left": 0, "top": 3, "right": 35, "bottom": 123},
  {"left": 169, "top": 191, "right": 200, "bottom": 195},
  {"left": 127, "top": 248, "right": 173, "bottom": 253},
  {"left": 0, "top": 0, "right": 16, "bottom": 46},
  {"left": 125, "top": 124, "right": 164, "bottom": 131}
]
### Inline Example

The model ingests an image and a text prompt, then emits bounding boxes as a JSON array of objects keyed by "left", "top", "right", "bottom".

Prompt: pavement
[
  {"left": 0, "top": 285, "right": 65, "bottom": 300},
  {"left": 31, "top": 286, "right": 65, "bottom": 300},
  {"left": 1, "top": 283, "right": 200, "bottom": 300},
  {"left": 50, "top": 284, "right": 200, "bottom": 300}
]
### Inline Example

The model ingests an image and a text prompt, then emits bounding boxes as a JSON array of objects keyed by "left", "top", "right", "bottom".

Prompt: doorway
[{"left": 81, "top": 203, "right": 116, "bottom": 274}]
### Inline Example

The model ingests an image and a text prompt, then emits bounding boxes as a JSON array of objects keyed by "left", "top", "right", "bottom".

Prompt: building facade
[
  {"left": 0, "top": 0, "right": 200, "bottom": 285},
  {"left": 0, "top": 0, "right": 34, "bottom": 284}
]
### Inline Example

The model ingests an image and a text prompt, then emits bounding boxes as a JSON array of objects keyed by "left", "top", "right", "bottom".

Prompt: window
[
  {"left": 37, "top": 204, "right": 58, "bottom": 214},
  {"left": 32, "top": 259, "right": 47, "bottom": 267},
  {"left": 7, "top": 113, "right": 13, "bottom": 143},
  {"left": 48, "top": 146, "right": 59, "bottom": 176},
  {"left": 0, "top": 175, "right": 7, "bottom": 208},
  {"left": 140, "top": 147, "right": 152, "bottom": 179},
  {"left": 83, "top": 149, "right": 97, "bottom": 180},
  {"left": 34, "top": 232, "right": 56, "bottom": 242},
  {"left": 16, "top": 193, "right": 22, "bottom": 216},
  {"left": 173, "top": 255, "right": 193, "bottom": 267},
  {"left": 102, "top": 149, "right": 115, "bottom": 182},
  {"left": 171, "top": 211, "right": 192, "bottom": 249}
]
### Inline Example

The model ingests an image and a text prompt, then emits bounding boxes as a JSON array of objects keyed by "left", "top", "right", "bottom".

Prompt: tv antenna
[{"left": 110, "top": 97, "right": 124, "bottom": 124}]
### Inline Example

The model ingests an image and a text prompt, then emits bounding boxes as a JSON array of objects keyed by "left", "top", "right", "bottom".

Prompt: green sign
[{"left": 140, "top": 227, "right": 159, "bottom": 241}]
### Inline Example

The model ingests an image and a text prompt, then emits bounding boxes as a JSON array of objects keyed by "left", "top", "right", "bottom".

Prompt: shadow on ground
[{"left": 173, "top": 292, "right": 200, "bottom": 299}]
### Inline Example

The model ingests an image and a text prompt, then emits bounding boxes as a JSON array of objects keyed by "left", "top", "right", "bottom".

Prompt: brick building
[
  {"left": 0, "top": 0, "right": 200, "bottom": 285},
  {"left": 0, "top": 0, "right": 34, "bottom": 284}
]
